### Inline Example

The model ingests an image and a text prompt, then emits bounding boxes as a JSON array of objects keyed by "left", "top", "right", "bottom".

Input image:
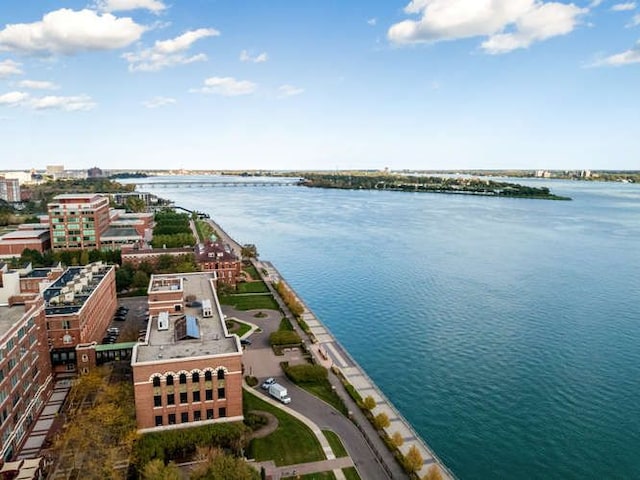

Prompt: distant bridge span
[{"left": 134, "top": 180, "right": 303, "bottom": 188}]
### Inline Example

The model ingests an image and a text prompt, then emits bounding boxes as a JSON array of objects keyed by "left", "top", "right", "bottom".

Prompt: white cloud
[
  {"left": 123, "top": 28, "right": 218, "bottom": 71},
  {"left": 0, "top": 91, "right": 29, "bottom": 106},
  {"left": 0, "top": 59, "right": 22, "bottom": 77},
  {"left": 590, "top": 0, "right": 604, "bottom": 6},
  {"left": 0, "top": 9, "right": 145, "bottom": 55},
  {"left": 142, "top": 96, "right": 176, "bottom": 108},
  {"left": 239, "top": 50, "right": 268, "bottom": 63},
  {"left": 591, "top": 41, "right": 640, "bottom": 66},
  {"left": 18, "top": 80, "right": 59, "bottom": 90},
  {"left": 630, "top": 13, "right": 640, "bottom": 24},
  {"left": 611, "top": 2, "right": 636, "bottom": 10},
  {"left": 30, "top": 94, "right": 96, "bottom": 111},
  {"left": 367, "top": 18, "right": 377, "bottom": 26},
  {"left": 278, "top": 84, "right": 304, "bottom": 97},
  {"left": 191, "top": 77, "right": 257, "bottom": 96},
  {"left": 95, "top": 0, "right": 167, "bottom": 14},
  {"left": 388, "top": 0, "right": 586, "bottom": 54}
]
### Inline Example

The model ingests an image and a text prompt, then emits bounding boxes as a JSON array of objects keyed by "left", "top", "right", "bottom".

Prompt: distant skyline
[{"left": 0, "top": 0, "right": 639, "bottom": 171}]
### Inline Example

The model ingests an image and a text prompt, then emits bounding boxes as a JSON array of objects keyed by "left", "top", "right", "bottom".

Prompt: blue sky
[{"left": 0, "top": 0, "right": 638, "bottom": 171}]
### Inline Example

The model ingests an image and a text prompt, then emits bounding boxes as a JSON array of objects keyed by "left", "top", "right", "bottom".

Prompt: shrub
[
  {"left": 403, "top": 445, "right": 424, "bottom": 473},
  {"left": 245, "top": 376, "right": 259, "bottom": 387},
  {"left": 391, "top": 431, "right": 404, "bottom": 447},
  {"left": 284, "top": 364, "right": 328, "bottom": 384},
  {"left": 363, "top": 395, "right": 376, "bottom": 411},
  {"left": 374, "top": 412, "right": 390, "bottom": 430},
  {"left": 269, "top": 330, "right": 301, "bottom": 346},
  {"left": 344, "top": 383, "right": 362, "bottom": 405}
]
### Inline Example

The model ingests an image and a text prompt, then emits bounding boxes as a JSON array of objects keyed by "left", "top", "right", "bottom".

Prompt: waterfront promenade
[{"left": 203, "top": 215, "right": 455, "bottom": 479}]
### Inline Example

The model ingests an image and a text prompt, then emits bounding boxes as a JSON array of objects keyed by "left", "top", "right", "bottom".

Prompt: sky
[{"left": 0, "top": 0, "right": 639, "bottom": 171}]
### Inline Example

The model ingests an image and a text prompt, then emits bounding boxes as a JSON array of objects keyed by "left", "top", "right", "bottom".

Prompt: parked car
[
  {"left": 118, "top": 306, "right": 129, "bottom": 312},
  {"left": 108, "top": 327, "right": 120, "bottom": 335},
  {"left": 114, "top": 315, "right": 126, "bottom": 322},
  {"left": 261, "top": 377, "right": 276, "bottom": 390},
  {"left": 240, "top": 339, "right": 251, "bottom": 346}
]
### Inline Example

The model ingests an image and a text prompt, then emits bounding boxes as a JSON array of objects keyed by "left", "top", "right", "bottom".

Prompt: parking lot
[{"left": 102, "top": 296, "right": 149, "bottom": 344}]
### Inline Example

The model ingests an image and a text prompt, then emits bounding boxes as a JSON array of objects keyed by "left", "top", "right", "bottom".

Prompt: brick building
[
  {"left": 195, "top": 242, "right": 242, "bottom": 287},
  {"left": 48, "top": 194, "right": 111, "bottom": 251},
  {"left": 0, "top": 295, "right": 52, "bottom": 461},
  {"left": 42, "top": 262, "right": 117, "bottom": 374},
  {"left": 131, "top": 272, "right": 243, "bottom": 432},
  {"left": 0, "top": 177, "right": 20, "bottom": 203},
  {"left": 0, "top": 229, "right": 51, "bottom": 259}
]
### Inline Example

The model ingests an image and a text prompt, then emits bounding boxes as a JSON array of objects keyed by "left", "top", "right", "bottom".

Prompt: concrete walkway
[{"left": 256, "top": 458, "right": 354, "bottom": 479}]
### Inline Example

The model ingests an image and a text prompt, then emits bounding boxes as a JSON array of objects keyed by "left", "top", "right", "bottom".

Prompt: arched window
[
  {"left": 179, "top": 373, "right": 187, "bottom": 384},
  {"left": 204, "top": 371, "right": 212, "bottom": 381},
  {"left": 152, "top": 376, "right": 161, "bottom": 387},
  {"left": 217, "top": 369, "right": 225, "bottom": 380},
  {"left": 166, "top": 375, "right": 174, "bottom": 386},
  {"left": 192, "top": 372, "right": 200, "bottom": 383}
]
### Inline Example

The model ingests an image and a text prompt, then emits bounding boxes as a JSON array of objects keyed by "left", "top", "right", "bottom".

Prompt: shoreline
[{"left": 204, "top": 216, "right": 457, "bottom": 479}]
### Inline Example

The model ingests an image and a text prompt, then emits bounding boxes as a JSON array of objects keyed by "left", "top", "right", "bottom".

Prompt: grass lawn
[
  {"left": 283, "top": 473, "right": 337, "bottom": 480},
  {"left": 219, "top": 294, "right": 279, "bottom": 311},
  {"left": 237, "top": 281, "right": 270, "bottom": 294},
  {"left": 297, "top": 382, "right": 348, "bottom": 416},
  {"left": 322, "top": 430, "right": 348, "bottom": 458},
  {"left": 243, "top": 390, "right": 325, "bottom": 466},
  {"left": 226, "top": 320, "right": 252, "bottom": 338},
  {"left": 342, "top": 467, "right": 362, "bottom": 480},
  {"left": 243, "top": 264, "right": 260, "bottom": 279}
]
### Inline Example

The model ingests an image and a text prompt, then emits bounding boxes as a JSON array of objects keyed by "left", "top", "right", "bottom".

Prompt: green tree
[
  {"left": 20, "top": 248, "right": 44, "bottom": 267},
  {"left": 363, "top": 395, "right": 376, "bottom": 411},
  {"left": 404, "top": 445, "right": 424, "bottom": 473},
  {"left": 241, "top": 244, "right": 258, "bottom": 259},
  {"left": 132, "top": 270, "right": 150, "bottom": 290},
  {"left": 79, "top": 250, "right": 90, "bottom": 265},
  {"left": 126, "top": 196, "right": 147, "bottom": 213},
  {"left": 142, "top": 459, "right": 181, "bottom": 480},
  {"left": 189, "top": 448, "right": 259, "bottom": 480},
  {"left": 373, "top": 412, "right": 390, "bottom": 430}
]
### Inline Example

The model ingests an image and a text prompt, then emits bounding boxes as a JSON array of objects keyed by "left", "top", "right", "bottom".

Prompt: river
[{"left": 127, "top": 176, "right": 640, "bottom": 480}]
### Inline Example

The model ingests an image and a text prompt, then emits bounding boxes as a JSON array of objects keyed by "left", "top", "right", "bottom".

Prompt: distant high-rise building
[
  {"left": 47, "top": 194, "right": 111, "bottom": 250},
  {"left": 46, "top": 165, "right": 64, "bottom": 178},
  {"left": 0, "top": 177, "right": 20, "bottom": 203}
]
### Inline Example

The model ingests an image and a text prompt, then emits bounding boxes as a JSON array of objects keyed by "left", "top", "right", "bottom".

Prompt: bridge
[{"left": 133, "top": 179, "right": 303, "bottom": 188}]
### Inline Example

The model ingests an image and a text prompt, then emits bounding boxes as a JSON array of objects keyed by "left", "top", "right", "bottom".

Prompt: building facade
[
  {"left": 131, "top": 272, "right": 243, "bottom": 432},
  {"left": 42, "top": 262, "right": 117, "bottom": 374},
  {"left": 0, "top": 295, "right": 52, "bottom": 461},
  {"left": 195, "top": 242, "right": 242, "bottom": 287},
  {"left": 47, "top": 194, "right": 111, "bottom": 250},
  {"left": 0, "top": 177, "right": 20, "bottom": 203}
]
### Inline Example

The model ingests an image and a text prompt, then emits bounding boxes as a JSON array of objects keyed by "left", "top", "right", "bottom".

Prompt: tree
[
  {"left": 132, "top": 270, "right": 150, "bottom": 290},
  {"left": 404, "top": 445, "right": 424, "bottom": 473},
  {"left": 391, "top": 431, "right": 404, "bottom": 447},
  {"left": 241, "top": 244, "right": 258, "bottom": 259},
  {"left": 142, "top": 459, "right": 181, "bottom": 480},
  {"left": 363, "top": 395, "right": 376, "bottom": 411},
  {"left": 422, "top": 465, "right": 444, "bottom": 480},
  {"left": 79, "top": 250, "right": 90, "bottom": 265},
  {"left": 373, "top": 412, "right": 390, "bottom": 430},
  {"left": 126, "top": 196, "right": 147, "bottom": 213},
  {"left": 189, "top": 448, "right": 259, "bottom": 480}
]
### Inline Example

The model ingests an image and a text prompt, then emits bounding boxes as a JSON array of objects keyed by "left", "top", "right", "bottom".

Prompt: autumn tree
[
  {"left": 142, "top": 459, "right": 181, "bottom": 480},
  {"left": 189, "top": 448, "right": 259, "bottom": 480},
  {"left": 404, "top": 445, "right": 424, "bottom": 473},
  {"left": 363, "top": 395, "right": 376, "bottom": 411},
  {"left": 391, "top": 431, "right": 404, "bottom": 447},
  {"left": 374, "top": 412, "right": 390, "bottom": 430},
  {"left": 422, "top": 464, "right": 444, "bottom": 480}
]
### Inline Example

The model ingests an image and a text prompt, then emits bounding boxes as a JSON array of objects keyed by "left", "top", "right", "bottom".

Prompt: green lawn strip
[
  {"left": 243, "top": 264, "right": 260, "bottom": 279},
  {"left": 342, "top": 467, "right": 362, "bottom": 480},
  {"left": 243, "top": 390, "right": 325, "bottom": 466},
  {"left": 237, "top": 281, "right": 270, "bottom": 294},
  {"left": 283, "top": 472, "right": 337, "bottom": 480},
  {"left": 300, "top": 383, "right": 348, "bottom": 416},
  {"left": 322, "top": 430, "right": 348, "bottom": 458},
  {"left": 219, "top": 294, "right": 279, "bottom": 311},
  {"left": 226, "top": 320, "right": 253, "bottom": 338}
]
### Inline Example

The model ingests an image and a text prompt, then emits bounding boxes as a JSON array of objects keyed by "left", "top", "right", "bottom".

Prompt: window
[
  {"left": 192, "top": 372, "right": 200, "bottom": 383},
  {"left": 219, "top": 407, "right": 226, "bottom": 418},
  {"left": 194, "top": 410, "right": 201, "bottom": 421},
  {"left": 206, "top": 409, "right": 214, "bottom": 420},
  {"left": 81, "top": 355, "right": 88, "bottom": 363},
  {"left": 181, "top": 412, "right": 188, "bottom": 423},
  {"left": 153, "top": 377, "right": 161, "bottom": 387},
  {"left": 193, "top": 391, "right": 201, "bottom": 402},
  {"left": 167, "top": 394, "right": 175, "bottom": 405},
  {"left": 166, "top": 375, "right": 174, "bottom": 386},
  {"left": 62, "top": 320, "right": 71, "bottom": 330},
  {"left": 179, "top": 373, "right": 187, "bottom": 384},
  {"left": 205, "top": 389, "right": 213, "bottom": 401},
  {"left": 154, "top": 395, "right": 161, "bottom": 407},
  {"left": 180, "top": 392, "right": 187, "bottom": 404},
  {"left": 217, "top": 370, "right": 225, "bottom": 380},
  {"left": 168, "top": 413, "right": 176, "bottom": 425},
  {"left": 217, "top": 388, "right": 225, "bottom": 399},
  {"left": 204, "top": 371, "right": 212, "bottom": 382},
  {"left": 155, "top": 416, "right": 163, "bottom": 426}
]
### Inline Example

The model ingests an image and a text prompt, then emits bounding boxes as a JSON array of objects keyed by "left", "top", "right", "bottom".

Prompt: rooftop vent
[{"left": 158, "top": 311, "right": 169, "bottom": 331}]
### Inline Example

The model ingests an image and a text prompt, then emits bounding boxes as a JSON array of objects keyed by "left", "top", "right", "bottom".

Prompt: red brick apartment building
[
  {"left": 195, "top": 242, "right": 242, "bottom": 287},
  {"left": 41, "top": 262, "right": 117, "bottom": 374},
  {"left": 48, "top": 194, "right": 110, "bottom": 250},
  {"left": 0, "top": 295, "right": 52, "bottom": 462},
  {"left": 131, "top": 272, "right": 243, "bottom": 432}
]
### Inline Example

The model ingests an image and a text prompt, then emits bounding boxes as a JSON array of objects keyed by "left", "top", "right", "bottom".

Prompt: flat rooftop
[
  {"left": 0, "top": 230, "right": 48, "bottom": 240},
  {"left": 0, "top": 305, "right": 26, "bottom": 338},
  {"left": 102, "top": 226, "right": 140, "bottom": 239},
  {"left": 42, "top": 263, "right": 111, "bottom": 316},
  {"left": 134, "top": 272, "right": 239, "bottom": 363}
]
